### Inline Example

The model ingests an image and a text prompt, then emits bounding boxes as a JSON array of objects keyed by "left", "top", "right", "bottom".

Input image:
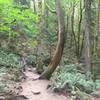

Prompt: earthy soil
[
  {"left": 1, "top": 67, "right": 100, "bottom": 100},
  {"left": 20, "top": 68, "right": 68, "bottom": 100}
]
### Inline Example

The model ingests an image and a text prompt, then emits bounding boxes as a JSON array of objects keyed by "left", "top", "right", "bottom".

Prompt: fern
[{"left": 50, "top": 64, "right": 100, "bottom": 93}]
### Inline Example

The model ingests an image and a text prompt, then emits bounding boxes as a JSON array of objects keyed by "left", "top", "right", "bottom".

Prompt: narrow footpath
[{"left": 20, "top": 68, "right": 67, "bottom": 100}]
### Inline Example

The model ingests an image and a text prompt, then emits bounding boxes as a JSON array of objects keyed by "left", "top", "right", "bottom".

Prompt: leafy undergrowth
[
  {"left": 0, "top": 67, "right": 26, "bottom": 100},
  {"left": 0, "top": 67, "right": 25, "bottom": 97},
  {"left": 0, "top": 67, "right": 8, "bottom": 92},
  {"left": 0, "top": 49, "right": 22, "bottom": 68},
  {"left": 0, "top": 67, "right": 26, "bottom": 90},
  {"left": 0, "top": 50, "right": 25, "bottom": 94},
  {"left": 50, "top": 64, "right": 100, "bottom": 99}
]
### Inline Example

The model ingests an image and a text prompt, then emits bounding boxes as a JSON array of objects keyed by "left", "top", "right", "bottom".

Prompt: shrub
[
  {"left": 0, "top": 0, "right": 39, "bottom": 55},
  {"left": 0, "top": 49, "right": 21, "bottom": 68},
  {"left": 50, "top": 64, "right": 100, "bottom": 93}
]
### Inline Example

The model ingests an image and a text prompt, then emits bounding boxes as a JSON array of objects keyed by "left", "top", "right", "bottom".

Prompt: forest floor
[
  {"left": 19, "top": 67, "right": 68, "bottom": 100},
  {"left": 0, "top": 67, "right": 100, "bottom": 100}
]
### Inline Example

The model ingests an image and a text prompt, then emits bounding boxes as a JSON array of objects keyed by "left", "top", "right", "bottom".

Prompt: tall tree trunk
[
  {"left": 38, "top": 0, "right": 42, "bottom": 14},
  {"left": 77, "top": 0, "right": 83, "bottom": 59},
  {"left": 84, "top": 0, "right": 92, "bottom": 80},
  {"left": 96, "top": 0, "right": 100, "bottom": 47},
  {"left": 33, "top": 0, "right": 36, "bottom": 13},
  {"left": 39, "top": 0, "right": 65, "bottom": 79},
  {"left": 71, "top": 2, "right": 78, "bottom": 59}
]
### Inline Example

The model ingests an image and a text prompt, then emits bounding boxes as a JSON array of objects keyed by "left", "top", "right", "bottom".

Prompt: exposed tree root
[{"left": 39, "top": 69, "right": 52, "bottom": 80}]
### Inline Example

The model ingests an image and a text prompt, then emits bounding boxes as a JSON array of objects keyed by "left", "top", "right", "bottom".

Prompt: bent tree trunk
[{"left": 39, "top": 0, "right": 65, "bottom": 79}]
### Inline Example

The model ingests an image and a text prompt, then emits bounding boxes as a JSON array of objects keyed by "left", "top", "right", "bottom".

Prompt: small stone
[{"left": 0, "top": 96, "right": 5, "bottom": 100}]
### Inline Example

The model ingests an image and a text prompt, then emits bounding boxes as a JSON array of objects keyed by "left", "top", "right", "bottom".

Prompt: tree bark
[
  {"left": 71, "top": 2, "right": 78, "bottom": 59},
  {"left": 39, "top": 0, "right": 65, "bottom": 79},
  {"left": 77, "top": 0, "right": 83, "bottom": 59},
  {"left": 96, "top": 0, "right": 100, "bottom": 46},
  {"left": 33, "top": 0, "right": 36, "bottom": 13},
  {"left": 84, "top": 0, "right": 92, "bottom": 80}
]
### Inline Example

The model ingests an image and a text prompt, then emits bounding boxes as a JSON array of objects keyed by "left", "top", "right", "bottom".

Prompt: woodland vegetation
[{"left": 0, "top": 0, "right": 100, "bottom": 100}]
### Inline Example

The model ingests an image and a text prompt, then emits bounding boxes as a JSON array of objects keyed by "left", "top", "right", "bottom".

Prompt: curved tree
[{"left": 39, "top": 0, "right": 66, "bottom": 79}]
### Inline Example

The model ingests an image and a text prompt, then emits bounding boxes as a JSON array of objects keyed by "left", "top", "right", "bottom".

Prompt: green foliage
[
  {"left": 71, "top": 89, "right": 93, "bottom": 100},
  {"left": 0, "top": 0, "right": 39, "bottom": 38},
  {"left": 27, "top": 55, "right": 36, "bottom": 65},
  {"left": 0, "top": 64, "right": 22, "bottom": 92},
  {"left": 0, "top": 0, "right": 12, "bottom": 4},
  {"left": 95, "top": 80, "right": 100, "bottom": 90},
  {"left": 35, "top": 51, "right": 51, "bottom": 74},
  {"left": 44, "top": 32, "right": 57, "bottom": 46},
  {"left": 0, "top": 0, "right": 39, "bottom": 57},
  {"left": 50, "top": 64, "right": 100, "bottom": 93},
  {"left": 0, "top": 83, "right": 8, "bottom": 92},
  {"left": 0, "top": 67, "right": 7, "bottom": 80},
  {"left": 0, "top": 67, "right": 8, "bottom": 92},
  {"left": 0, "top": 49, "right": 22, "bottom": 68}
]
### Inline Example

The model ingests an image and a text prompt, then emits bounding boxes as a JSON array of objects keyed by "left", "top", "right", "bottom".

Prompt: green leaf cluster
[
  {"left": 0, "top": 49, "right": 21, "bottom": 68},
  {"left": 50, "top": 64, "right": 100, "bottom": 93},
  {"left": 0, "top": 0, "right": 39, "bottom": 38}
]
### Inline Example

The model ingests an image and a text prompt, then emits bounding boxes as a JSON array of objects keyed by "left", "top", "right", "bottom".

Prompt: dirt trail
[{"left": 20, "top": 68, "right": 67, "bottom": 100}]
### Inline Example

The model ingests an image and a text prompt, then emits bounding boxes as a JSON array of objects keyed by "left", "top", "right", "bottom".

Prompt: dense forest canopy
[{"left": 0, "top": 0, "right": 100, "bottom": 100}]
